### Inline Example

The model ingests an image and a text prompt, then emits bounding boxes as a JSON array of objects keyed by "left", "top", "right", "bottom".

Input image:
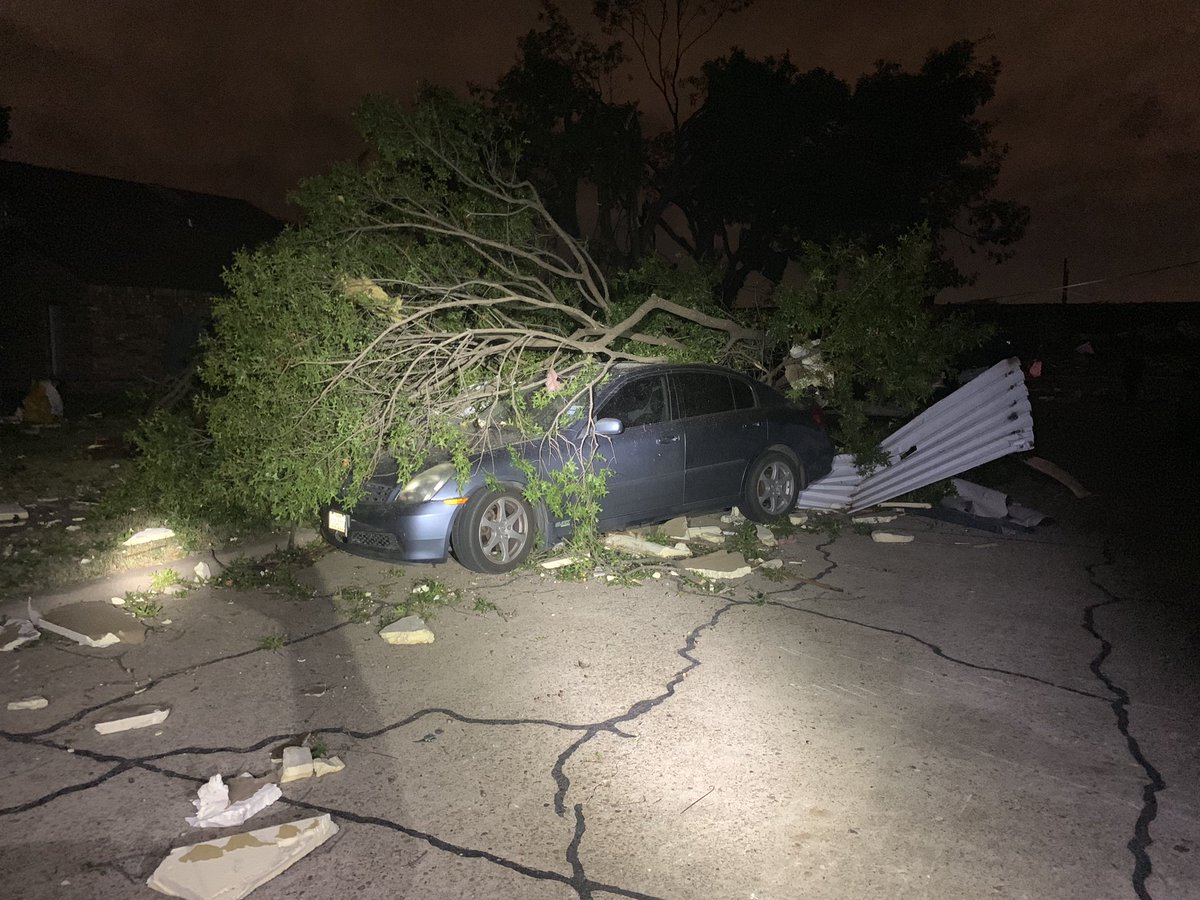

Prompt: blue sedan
[{"left": 321, "top": 363, "right": 834, "bottom": 573}]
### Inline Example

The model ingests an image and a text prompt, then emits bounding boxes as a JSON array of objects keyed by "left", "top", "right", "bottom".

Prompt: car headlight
[{"left": 397, "top": 462, "right": 456, "bottom": 503}]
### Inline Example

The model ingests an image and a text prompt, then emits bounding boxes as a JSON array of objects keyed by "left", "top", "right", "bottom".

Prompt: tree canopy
[
  {"left": 489, "top": 4, "right": 1028, "bottom": 305},
  {"left": 131, "top": 91, "right": 982, "bottom": 531}
]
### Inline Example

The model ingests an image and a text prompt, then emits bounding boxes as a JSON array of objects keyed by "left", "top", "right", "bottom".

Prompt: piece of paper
[{"left": 186, "top": 773, "right": 282, "bottom": 828}]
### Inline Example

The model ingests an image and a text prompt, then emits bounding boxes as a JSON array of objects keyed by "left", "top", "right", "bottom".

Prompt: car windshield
[{"left": 455, "top": 386, "right": 588, "bottom": 436}]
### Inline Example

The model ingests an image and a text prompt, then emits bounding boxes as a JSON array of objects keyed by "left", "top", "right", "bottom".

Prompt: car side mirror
[{"left": 594, "top": 417, "right": 625, "bottom": 436}]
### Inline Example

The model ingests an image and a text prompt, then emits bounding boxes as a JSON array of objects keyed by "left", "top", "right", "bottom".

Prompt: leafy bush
[{"left": 769, "top": 228, "right": 989, "bottom": 456}]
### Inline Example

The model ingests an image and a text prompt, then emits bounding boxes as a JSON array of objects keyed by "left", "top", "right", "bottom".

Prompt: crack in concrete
[
  {"left": 0, "top": 593, "right": 745, "bottom": 899},
  {"left": 9, "top": 621, "right": 353, "bottom": 739},
  {"left": 549, "top": 601, "right": 737, "bottom": 816},
  {"left": 1085, "top": 548, "right": 1167, "bottom": 900},
  {"left": 761, "top": 592, "right": 1108, "bottom": 701},
  {"left": 4, "top": 532, "right": 1163, "bottom": 898}
]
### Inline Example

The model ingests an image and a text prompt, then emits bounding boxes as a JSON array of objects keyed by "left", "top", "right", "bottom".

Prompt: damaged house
[{"left": 0, "top": 160, "right": 281, "bottom": 404}]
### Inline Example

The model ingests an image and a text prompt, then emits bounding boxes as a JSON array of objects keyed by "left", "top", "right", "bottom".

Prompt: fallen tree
[{"left": 129, "top": 90, "right": 983, "bottom": 537}]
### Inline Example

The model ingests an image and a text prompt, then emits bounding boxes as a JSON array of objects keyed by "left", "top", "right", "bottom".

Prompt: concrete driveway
[{"left": 1, "top": 512, "right": 1197, "bottom": 899}]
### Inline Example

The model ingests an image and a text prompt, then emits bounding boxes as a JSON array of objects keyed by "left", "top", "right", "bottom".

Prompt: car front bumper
[{"left": 319, "top": 500, "right": 455, "bottom": 564}]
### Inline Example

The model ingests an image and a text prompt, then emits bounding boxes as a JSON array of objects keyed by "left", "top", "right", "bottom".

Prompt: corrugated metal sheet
[{"left": 794, "top": 358, "right": 1034, "bottom": 511}]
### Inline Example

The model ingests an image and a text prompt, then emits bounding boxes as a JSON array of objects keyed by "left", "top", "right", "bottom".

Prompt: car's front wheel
[
  {"left": 451, "top": 487, "right": 535, "bottom": 573},
  {"left": 742, "top": 451, "right": 801, "bottom": 522}
]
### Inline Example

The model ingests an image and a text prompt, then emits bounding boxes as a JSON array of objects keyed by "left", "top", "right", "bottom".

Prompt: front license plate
[{"left": 327, "top": 510, "right": 348, "bottom": 535}]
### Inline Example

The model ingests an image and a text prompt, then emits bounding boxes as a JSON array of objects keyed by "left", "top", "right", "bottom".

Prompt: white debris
[
  {"left": 684, "top": 551, "right": 753, "bottom": 579},
  {"left": 123, "top": 527, "right": 176, "bottom": 547},
  {"left": 949, "top": 479, "right": 1010, "bottom": 518},
  {"left": 540, "top": 556, "right": 577, "bottom": 570},
  {"left": 0, "top": 503, "right": 29, "bottom": 527},
  {"left": 146, "top": 814, "right": 338, "bottom": 900},
  {"left": 7, "top": 696, "right": 49, "bottom": 710},
  {"left": 186, "top": 774, "right": 282, "bottom": 828},
  {"left": 685, "top": 525, "right": 723, "bottom": 539},
  {"left": 754, "top": 524, "right": 777, "bottom": 546},
  {"left": 760, "top": 559, "right": 784, "bottom": 570},
  {"left": 279, "top": 746, "right": 314, "bottom": 783},
  {"left": 871, "top": 531, "right": 914, "bottom": 544},
  {"left": 111, "top": 596, "right": 126, "bottom": 606},
  {"left": 312, "top": 756, "right": 345, "bottom": 778},
  {"left": 194, "top": 561, "right": 212, "bottom": 580},
  {"left": 879, "top": 502, "right": 931, "bottom": 509},
  {"left": 0, "top": 618, "right": 40, "bottom": 652},
  {"left": 851, "top": 514, "right": 899, "bottom": 525},
  {"left": 788, "top": 513, "right": 808, "bottom": 526},
  {"left": 30, "top": 600, "right": 145, "bottom": 647},
  {"left": 379, "top": 615, "right": 435, "bottom": 645},
  {"left": 603, "top": 533, "right": 692, "bottom": 559},
  {"left": 94, "top": 705, "right": 170, "bottom": 734},
  {"left": 660, "top": 516, "right": 690, "bottom": 540}
]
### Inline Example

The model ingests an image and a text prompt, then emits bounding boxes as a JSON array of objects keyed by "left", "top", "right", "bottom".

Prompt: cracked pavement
[{"left": 3, "top": 507, "right": 1197, "bottom": 900}]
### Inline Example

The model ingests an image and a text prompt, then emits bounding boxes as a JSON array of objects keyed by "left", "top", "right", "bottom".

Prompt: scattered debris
[
  {"left": 760, "top": 559, "right": 784, "bottom": 570},
  {"left": 0, "top": 503, "right": 29, "bottom": 527},
  {"left": 788, "top": 513, "right": 808, "bottom": 526},
  {"left": 685, "top": 525, "right": 724, "bottom": 542},
  {"left": 1024, "top": 455, "right": 1092, "bottom": 498},
  {"left": 17, "top": 380, "right": 64, "bottom": 424},
  {"left": 94, "top": 704, "right": 170, "bottom": 734},
  {"left": 279, "top": 746, "right": 314, "bottom": 783},
  {"left": 194, "top": 561, "right": 212, "bottom": 580},
  {"left": 879, "top": 501, "right": 931, "bottom": 509},
  {"left": 851, "top": 514, "right": 900, "bottom": 525},
  {"left": 871, "top": 531, "right": 914, "bottom": 544},
  {"left": 603, "top": 533, "right": 692, "bottom": 559},
  {"left": 30, "top": 600, "right": 146, "bottom": 647},
  {"left": 186, "top": 774, "right": 282, "bottom": 828},
  {"left": 911, "top": 478, "right": 1050, "bottom": 535},
  {"left": 379, "top": 615, "right": 435, "bottom": 645},
  {"left": 754, "top": 524, "right": 777, "bottom": 547},
  {"left": 0, "top": 618, "right": 40, "bottom": 651},
  {"left": 146, "top": 814, "right": 338, "bottom": 900},
  {"left": 948, "top": 478, "right": 1008, "bottom": 518},
  {"left": 110, "top": 596, "right": 126, "bottom": 606},
  {"left": 540, "top": 556, "right": 576, "bottom": 570},
  {"left": 7, "top": 696, "right": 48, "bottom": 710},
  {"left": 312, "top": 756, "right": 345, "bottom": 778},
  {"left": 719, "top": 507, "right": 746, "bottom": 525},
  {"left": 683, "top": 551, "right": 753, "bottom": 579},
  {"left": 123, "top": 527, "right": 176, "bottom": 547},
  {"left": 661, "top": 516, "right": 690, "bottom": 540}
]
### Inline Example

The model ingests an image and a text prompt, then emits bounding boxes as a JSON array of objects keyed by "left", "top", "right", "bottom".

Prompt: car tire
[
  {"left": 451, "top": 487, "right": 535, "bottom": 574},
  {"left": 742, "top": 451, "right": 801, "bottom": 523}
]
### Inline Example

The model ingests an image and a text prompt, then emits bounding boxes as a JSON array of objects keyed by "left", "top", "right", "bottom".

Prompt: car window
[
  {"left": 731, "top": 378, "right": 756, "bottom": 410},
  {"left": 598, "top": 376, "right": 668, "bottom": 427},
  {"left": 674, "top": 372, "right": 735, "bottom": 418}
]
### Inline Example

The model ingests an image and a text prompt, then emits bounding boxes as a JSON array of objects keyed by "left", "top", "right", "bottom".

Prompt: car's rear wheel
[
  {"left": 742, "top": 451, "right": 801, "bottom": 522},
  {"left": 452, "top": 487, "right": 535, "bottom": 573}
]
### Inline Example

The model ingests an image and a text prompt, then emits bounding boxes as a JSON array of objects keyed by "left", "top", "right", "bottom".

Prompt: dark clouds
[{"left": 2, "top": 0, "right": 1197, "bottom": 300}]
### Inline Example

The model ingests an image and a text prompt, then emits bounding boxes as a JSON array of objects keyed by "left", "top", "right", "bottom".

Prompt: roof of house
[{"left": 0, "top": 160, "right": 283, "bottom": 292}]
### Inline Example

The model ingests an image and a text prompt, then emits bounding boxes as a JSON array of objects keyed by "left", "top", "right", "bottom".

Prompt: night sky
[{"left": 3, "top": 0, "right": 1197, "bottom": 302}]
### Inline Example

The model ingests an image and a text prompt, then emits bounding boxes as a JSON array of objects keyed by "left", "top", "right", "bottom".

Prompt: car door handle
[{"left": 656, "top": 434, "right": 680, "bottom": 444}]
